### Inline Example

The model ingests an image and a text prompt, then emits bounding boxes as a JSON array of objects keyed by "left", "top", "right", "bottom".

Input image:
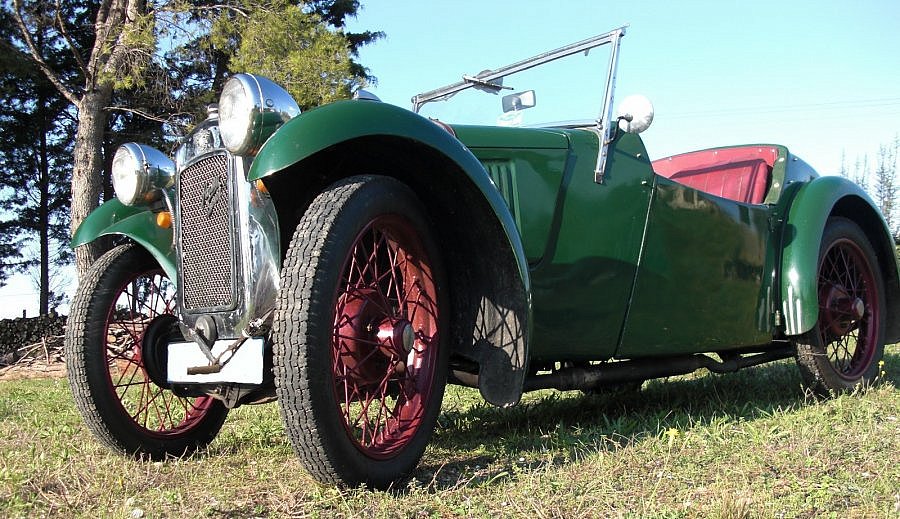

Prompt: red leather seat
[
  {"left": 652, "top": 147, "right": 776, "bottom": 205},
  {"left": 667, "top": 159, "right": 770, "bottom": 204}
]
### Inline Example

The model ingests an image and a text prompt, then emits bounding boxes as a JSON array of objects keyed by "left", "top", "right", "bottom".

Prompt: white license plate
[{"left": 167, "top": 338, "right": 264, "bottom": 384}]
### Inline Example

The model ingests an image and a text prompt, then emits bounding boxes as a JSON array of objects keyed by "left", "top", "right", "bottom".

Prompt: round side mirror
[{"left": 616, "top": 94, "right": 654, "bottom": 134}]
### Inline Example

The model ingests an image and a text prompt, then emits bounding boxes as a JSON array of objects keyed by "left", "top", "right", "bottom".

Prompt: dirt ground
[
  {"left": 0, "top": 361, "right": 66, "bottom": 381},
  {"left": 0, "top": 336, "right": 66, "bottom": 381}
]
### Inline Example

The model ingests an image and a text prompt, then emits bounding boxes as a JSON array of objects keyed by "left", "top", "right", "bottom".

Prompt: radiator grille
[{"left": 178, "top": 153, "right": 235, "bottom": 309}]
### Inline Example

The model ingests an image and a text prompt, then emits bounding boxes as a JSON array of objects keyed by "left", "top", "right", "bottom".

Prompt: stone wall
[{"left": 0, "top": 313, "right": 67, "bottom": 358}]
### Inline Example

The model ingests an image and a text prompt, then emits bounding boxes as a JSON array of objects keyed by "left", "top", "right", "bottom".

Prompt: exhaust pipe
[{"left": 522, "top": 345, "right": 795, "bottom": 392}]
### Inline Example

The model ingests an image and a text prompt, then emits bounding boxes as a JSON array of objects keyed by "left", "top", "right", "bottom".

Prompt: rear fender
[
  {"left": 780, "top": 175, "right": 900, "bottom": 341},
  {"left": 71, "top": 199, "right": 176, "bottom": 281},
  {"left": 248, "top": 100, "right": 532, "bottom": 407}
]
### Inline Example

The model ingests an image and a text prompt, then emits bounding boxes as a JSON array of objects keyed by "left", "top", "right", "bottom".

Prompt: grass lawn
[{"left": 1, "top": 345, "right": 898, "bottom": 518}]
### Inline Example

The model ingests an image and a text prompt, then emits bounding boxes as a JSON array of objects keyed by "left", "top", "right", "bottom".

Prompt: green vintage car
[{"left": 66, "top": 26, "right": 898, "bottom": 488}]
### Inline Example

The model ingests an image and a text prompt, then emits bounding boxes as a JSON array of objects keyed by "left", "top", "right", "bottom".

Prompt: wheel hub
[
  {"left": 140, "top": 314, "right": 179, "bottom": 389},
  {"left": 377, "top": 319, "right": 414, "bottom": 373},
  {"left": 337, "top": 289, "right": 399, "bottom": 385},
  {"left": 822, "top": 284, "right": 864, "bottom": 336},
  {"left": 377, "top": 320, "right": 414, "bottom": 353}
]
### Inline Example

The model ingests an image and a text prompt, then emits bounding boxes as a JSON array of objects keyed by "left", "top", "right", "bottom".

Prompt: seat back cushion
[
  {"left": 652, "top": 147, "right": 777, "bottom": 204},
  {"left": 668, "top": 159, "right": 769, "bottom": 204}
]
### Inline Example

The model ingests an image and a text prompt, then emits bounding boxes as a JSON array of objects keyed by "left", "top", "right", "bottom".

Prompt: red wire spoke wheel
[
  {"left": 795, "top": 217, "right": 886, "bottom": 395},
  {"left": 274, "top": 176, "right": 448, "bottom": 489},
  {"left": 103, "top": 269, "right": 215, "bottom": 436},
  {"left": 332, "top": 215, "right": 440, "bottom": 458},
  {"left": 66, "top": 244, "right": 228, "bottom": 458}
]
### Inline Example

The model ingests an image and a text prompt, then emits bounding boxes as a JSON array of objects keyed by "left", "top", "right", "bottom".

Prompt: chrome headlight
[
  {"left": 218, "top": 74, "right": 300, "bottom": 155},
  {"left": 111, "top": 143, "right": 175, "bottom": 206}
]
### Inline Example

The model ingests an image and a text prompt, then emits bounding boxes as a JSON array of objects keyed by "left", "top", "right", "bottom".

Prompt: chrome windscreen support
[
  {"left": 411, "top": 26, "right": 629, "bottom": 114},
  {"left": 594, "top": 27, "right": 626, "bottom": 184}
]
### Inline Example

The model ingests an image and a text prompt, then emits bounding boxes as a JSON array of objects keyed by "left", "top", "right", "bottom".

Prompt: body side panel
[
  {"left": 463, "top": 147, "right": 567, "bottom": 262},
  {"left": 451, "top": 125, "right": 570, "bottom": 150},
  {"left": 528, "top": 131, "right": 655, "bottom": 361}
]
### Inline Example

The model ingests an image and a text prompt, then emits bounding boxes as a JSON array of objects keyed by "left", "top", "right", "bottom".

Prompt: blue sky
[
  {"left": 2, "top": 0, "right": 898, "bottom": 319},
  {"left": 346, "top": 0, "right": 900, "bottom": 174}
]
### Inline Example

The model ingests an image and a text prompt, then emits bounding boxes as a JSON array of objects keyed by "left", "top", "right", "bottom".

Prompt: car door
[{"left": 617, "top": 176, "right": 775, "bottom": 357}]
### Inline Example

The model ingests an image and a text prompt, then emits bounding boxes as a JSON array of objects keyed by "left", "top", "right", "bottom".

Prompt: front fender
[
  {"left": 249, "top": 100, "right": 532, "bottom": 406},
  {"left": 780, "top": 175, "right": 897, "bottom": 337},
  {"left": 71, "top": 199, "right": 176, "bottom": 280},
  {"left": 247, "top": 101, "right": 530, "bottom": 289}
]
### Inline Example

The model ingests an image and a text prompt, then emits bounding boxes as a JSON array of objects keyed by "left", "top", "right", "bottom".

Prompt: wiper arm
[{"left": 462, "top": 74, "right": 513, "bottom": 93}]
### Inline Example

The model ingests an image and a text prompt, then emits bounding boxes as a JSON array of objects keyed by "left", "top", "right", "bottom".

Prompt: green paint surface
[{"left": 71, "top": 198, "right": 176, "bottom": 281}]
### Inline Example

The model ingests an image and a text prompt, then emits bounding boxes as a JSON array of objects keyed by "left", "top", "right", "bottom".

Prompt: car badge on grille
[{"left": 202, "top": 174, "right": 222, "bottom": 217}]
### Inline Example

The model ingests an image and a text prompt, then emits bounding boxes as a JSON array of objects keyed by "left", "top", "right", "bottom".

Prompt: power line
[{"left": 666, "top": 97, "right": 900, "bottom": 119}]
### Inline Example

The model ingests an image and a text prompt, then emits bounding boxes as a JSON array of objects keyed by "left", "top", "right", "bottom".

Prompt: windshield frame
[{"left": 410, "top": 26, "right": 627, "bottom": 183}]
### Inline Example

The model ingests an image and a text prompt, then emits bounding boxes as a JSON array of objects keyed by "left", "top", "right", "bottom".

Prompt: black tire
[
  {"left": 794, "top": 217, "right": 886, "bottom": 396},
  {"left": 273, "top": 176, "right": 448, "bottom": 489},
  {"left": 65, "top": 243, "right": 228, "bottom": 458}
]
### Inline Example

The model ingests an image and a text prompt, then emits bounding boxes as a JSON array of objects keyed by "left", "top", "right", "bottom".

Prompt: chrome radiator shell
[{"left": 174, "top": 151, "right": 281, "bottom": 338}]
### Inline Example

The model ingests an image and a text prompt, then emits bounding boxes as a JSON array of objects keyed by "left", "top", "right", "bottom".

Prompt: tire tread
[{"left": 273, "top": 176, "right": 447, "bottom": 487}]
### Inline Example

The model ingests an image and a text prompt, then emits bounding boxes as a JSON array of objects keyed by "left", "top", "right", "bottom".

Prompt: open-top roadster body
[{"left": 66, "top": 27, "right": 899, "bottom": 488}]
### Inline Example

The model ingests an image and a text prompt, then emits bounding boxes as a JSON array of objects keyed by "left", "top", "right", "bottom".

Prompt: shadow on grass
[{"left": 416, "top": 351, "right": 899, "bottom": 489}]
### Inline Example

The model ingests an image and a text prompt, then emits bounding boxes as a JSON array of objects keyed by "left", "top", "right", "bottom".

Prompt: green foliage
[
  {"left": 161, "top": 1, "right": 380, "bottom": 126},
  {"left": 304, "top": 0, "right": 384, "bottom": 81},
  {"left": 3, "top": 0, "right": 383, "bottom": 289},
  {"left": 106, "top": 11, "right": 158, "bottom": 91},
  {"left": 222, "top": 2, "right": 357, "bottom": 108},
  {"left": 843, "top": 137, "right": 900, "bottom": 236},
  {"left": 874, "top": 139, "right": 898, "bottom": 233}
]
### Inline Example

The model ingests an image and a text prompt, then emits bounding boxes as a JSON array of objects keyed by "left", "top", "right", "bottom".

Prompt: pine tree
[
  {"left": 874, "top": 139, "right": 899, "bottom": 236},
  {"left": 0, "top": 10, "right": 74, "bottom": 313},
  {"left": 852, "top": 154, "right": 869, "bottom": 195}
]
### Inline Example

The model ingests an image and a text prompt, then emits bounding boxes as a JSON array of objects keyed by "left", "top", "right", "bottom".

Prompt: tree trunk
[
  {"left": 71, "top": 88, "right": 112, "bottom": 280},
  {"left": 38, "top": 113, "right": 50, "bottom": 315}
]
